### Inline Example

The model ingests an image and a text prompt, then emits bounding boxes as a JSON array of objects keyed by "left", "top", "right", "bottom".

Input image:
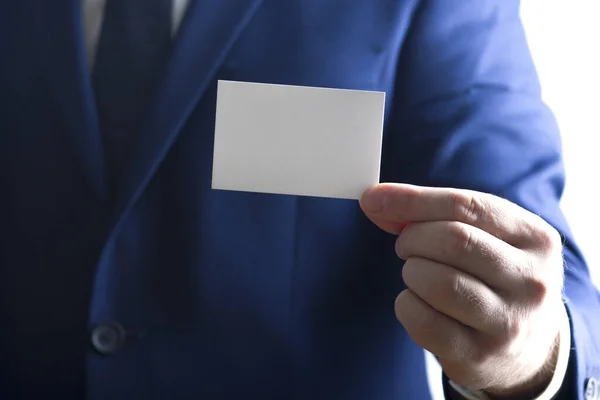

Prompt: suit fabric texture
[{"left": 0, "top": 0, "right": 598, "bottom": 398}]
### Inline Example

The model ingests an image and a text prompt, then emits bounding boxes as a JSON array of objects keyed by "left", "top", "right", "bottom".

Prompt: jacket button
[
  {"left": 90, "top": 322, "right": 126, "bottom": 355},
  {"left": 586, "top": 377, "right": 599, "bottom": 400}
]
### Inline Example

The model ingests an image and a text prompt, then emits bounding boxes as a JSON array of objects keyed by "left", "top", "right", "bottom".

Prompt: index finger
[{"left": 359, "top": 183, "right": 543, "bottom": 247}]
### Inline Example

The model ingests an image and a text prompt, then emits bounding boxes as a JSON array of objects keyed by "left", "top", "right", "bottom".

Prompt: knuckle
[
  {"left": 451, "top": 191, "right": 486, "bottom": 224},
  {"left": 524, "top": 214, "right": 563, "bottom": 254},
  {"left": 446, "top": 222, "right": 475, "bottom": 256},
  {"left": 449, "top": 275, "right": 497, "bottom": 328},
  {"left": 523, "top": 275, "right": 549, "bottom": 307},
  {"left": 463, "top": 288, "right": 495, "bottom": 321},
  {"left": 451, "top": 273, "right": 470, "bottom": 300},
  {"left": 536, "top": 222, "right": 563, "bottom": 252},
  {"left": 498, "top": 312, "right": 525, "bottom": 343}
]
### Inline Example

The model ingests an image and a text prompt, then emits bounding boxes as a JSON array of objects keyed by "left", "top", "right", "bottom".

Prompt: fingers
[
  {"left": 401, "top": 257, "right": 507, "bottom": 335},
  {"left": 360, "top": 183, "right": 547, "bottom": 248},
  {"left": 371, "top": 183, "right": 567, "bottom": 392},
  {"left": 365, "top": 215, "right": 412, "bottom": 236},
  {"left": 396, "top": 221, "right": 529, "bottom": 291},
  {"left": 395, "top": 289, "right": 474, "bottom": 362}
]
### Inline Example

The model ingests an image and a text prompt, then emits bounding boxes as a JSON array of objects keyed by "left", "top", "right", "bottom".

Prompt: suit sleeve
[{"left": 382, "top": 1, "right": 600, "bottom": 398}]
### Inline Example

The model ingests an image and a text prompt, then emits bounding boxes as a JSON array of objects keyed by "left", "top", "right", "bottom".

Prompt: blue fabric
[
  {"left": 0, "top": 0, "right": 598, "bottom": 399},
  {"left": 93, "top": 0, "right": 172, "bottom": 193}
]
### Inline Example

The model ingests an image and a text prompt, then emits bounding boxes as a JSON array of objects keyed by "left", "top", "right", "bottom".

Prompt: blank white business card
[{"left": 211, "top": 80, "right": 385, "bottom": 200}]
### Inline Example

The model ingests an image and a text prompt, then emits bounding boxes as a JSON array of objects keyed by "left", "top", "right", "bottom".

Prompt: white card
[{"left": 211, "top": 80, "right": 385, "bottom": 200}]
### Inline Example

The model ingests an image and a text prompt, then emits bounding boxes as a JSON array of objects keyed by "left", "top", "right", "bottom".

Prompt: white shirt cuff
[{"left": 448, "top": 303, "right": 571, "bottom": 400}]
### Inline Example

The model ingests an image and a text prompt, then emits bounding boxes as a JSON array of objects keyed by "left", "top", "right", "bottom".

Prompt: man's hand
[{"left": 360, "top": 183, "right": 565, "bottom": 398}]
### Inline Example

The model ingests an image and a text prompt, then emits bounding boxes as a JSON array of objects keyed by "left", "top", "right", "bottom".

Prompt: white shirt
[{"left": 80, "top": 1, "right": 571, "bottom": 399}]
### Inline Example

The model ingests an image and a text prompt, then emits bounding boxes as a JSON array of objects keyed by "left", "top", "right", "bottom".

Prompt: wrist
[
  {"left": 448, "top": 302, "right": 571, "bottom": 400},
  {"left": 485, "top": 334, "right": 559, "bottom": 399},
  {"left": 485, "top": 301, "right": 567, "bottom": 399}
]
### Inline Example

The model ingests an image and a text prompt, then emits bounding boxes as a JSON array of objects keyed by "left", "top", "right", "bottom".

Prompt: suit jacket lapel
[
  {"left": 111, "top": 0, "right": 265, "bottom": 224},
  {"left": 41, "top": 0, "right": 108, "bottom": 200}
]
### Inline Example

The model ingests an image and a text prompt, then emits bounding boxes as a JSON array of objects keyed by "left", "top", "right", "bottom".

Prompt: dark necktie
[{"left": 93, "top": 0, "right": 173, "bottom": 193}]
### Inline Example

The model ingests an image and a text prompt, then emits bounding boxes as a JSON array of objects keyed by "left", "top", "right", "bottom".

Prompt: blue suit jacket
[{"left": 1, "top": 0, "right": 598, "bottom": 398}]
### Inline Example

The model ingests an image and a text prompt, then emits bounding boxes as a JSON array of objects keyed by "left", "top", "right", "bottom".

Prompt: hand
[{"left": 360, "top": 183, "right": 565, "bottom": 397}]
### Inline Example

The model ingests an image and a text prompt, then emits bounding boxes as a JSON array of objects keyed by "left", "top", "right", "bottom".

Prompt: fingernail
[{"left": 361, "top": 187, "right": 386, "bottom": 213}]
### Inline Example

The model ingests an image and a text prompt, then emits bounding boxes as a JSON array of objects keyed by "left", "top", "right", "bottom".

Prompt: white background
[
  {"left": 428, "top": 1, "right": 600, "bottom": 398},
  {"left": 522, "top": 0, "right": 600, "bottom": 286}
]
